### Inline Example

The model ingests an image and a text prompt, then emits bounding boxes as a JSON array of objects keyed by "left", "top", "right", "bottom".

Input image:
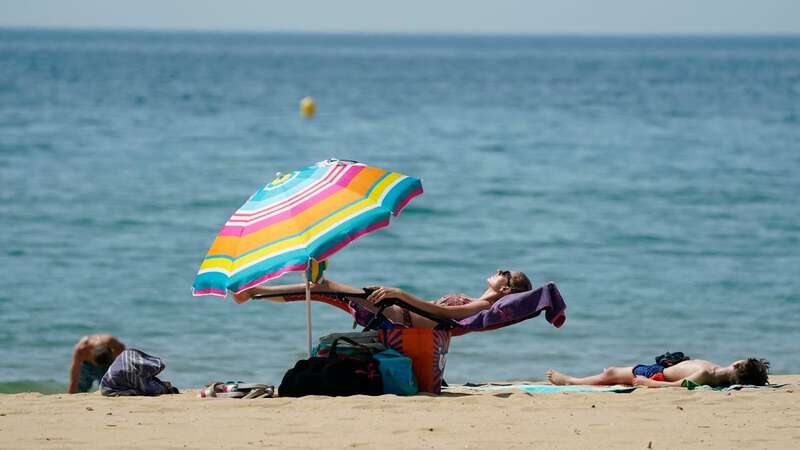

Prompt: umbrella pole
[{"left": 305, "top": 264, "right": 313, "bottom": 359}]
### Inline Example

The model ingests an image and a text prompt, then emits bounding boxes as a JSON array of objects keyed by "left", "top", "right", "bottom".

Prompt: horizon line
[{"left": 2, "top": 25, "right": 800, "bottom": 39}]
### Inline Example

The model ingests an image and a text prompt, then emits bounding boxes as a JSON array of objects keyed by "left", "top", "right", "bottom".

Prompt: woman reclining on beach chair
[
  {"left": 233, "top": 269, "right": 535, "bottom": 328},
  {"left": 233, "top": 269, "right": 566, "bottom": 394}
]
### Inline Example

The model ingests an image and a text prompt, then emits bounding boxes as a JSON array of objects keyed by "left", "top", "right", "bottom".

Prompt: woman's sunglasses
[{"left": 498, "top": 270, "right": 514, "bottom": 289}]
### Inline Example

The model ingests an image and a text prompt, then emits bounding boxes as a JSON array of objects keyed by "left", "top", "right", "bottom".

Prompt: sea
[{"left": 1, "top": 29, "right": 799, "bottom": 394}]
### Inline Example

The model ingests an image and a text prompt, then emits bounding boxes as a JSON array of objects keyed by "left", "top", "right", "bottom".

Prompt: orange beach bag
[{"left": 378, "top": 328, "right": 450, "bottom": 395}]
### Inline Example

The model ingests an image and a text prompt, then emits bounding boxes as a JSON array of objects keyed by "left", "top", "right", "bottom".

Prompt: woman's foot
[
  {"left": 546, "top": 369, "right": 571, "bottom": 386},
  {"left": 309, "top": 279, "right": 327, "bottom": 290},
  {"left": 231, "top": 289, "right": 252, "bottom": 303}
]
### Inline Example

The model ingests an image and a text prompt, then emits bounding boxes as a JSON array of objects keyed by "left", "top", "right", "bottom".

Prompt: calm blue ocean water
[{"left": 1, "top": 29, "right": 799, "bottom": 393}]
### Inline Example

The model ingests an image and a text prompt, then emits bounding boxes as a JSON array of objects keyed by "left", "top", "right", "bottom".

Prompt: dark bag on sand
[
  {"left": 655, "top": 352, "right": 690, "bottom": 368},
  {"left": 313, "top": 331, "right": 386, "bottom": 358},
  {"left": 278, "top": 337, "right": 383, "bottom": 397},
  {"left": 100, "top": 348, "right": 179, "bottom": 396}
]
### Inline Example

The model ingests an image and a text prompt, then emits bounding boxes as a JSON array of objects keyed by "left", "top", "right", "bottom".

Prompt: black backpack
[
  {"left": 655, "top": 352, "right": 690, "bottom": 367},
  {"left": 278, "top": 337, "right": 383, "bottom": 397}
]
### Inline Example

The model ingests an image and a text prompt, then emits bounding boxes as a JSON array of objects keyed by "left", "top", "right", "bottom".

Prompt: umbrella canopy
[{"left": 192, "top": 159, "right": 423, "bottom": 297}]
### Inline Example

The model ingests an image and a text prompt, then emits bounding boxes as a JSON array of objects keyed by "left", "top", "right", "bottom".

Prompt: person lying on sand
[
  {"left": 68, "top": 334, "right": 125, "bottom": 393},
  {"left": 547, "top": 357, "right": 769, "bottom": 388},
  {"left": 232, "top": 269, "right": 532, "bottom": 328}
]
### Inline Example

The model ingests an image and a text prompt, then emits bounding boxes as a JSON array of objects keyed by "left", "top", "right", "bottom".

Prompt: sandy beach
[{"left": 1, "top": 375, "right": 797, "bottom": 449}]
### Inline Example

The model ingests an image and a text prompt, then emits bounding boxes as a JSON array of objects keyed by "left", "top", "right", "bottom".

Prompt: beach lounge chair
[{"left": 255, "top": 282, "right": 566, "bottom": 394}]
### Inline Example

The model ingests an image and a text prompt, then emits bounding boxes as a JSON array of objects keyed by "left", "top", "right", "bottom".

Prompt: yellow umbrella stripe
[{"left": 209, "top": 186, "right": 362, "bottom": 257}]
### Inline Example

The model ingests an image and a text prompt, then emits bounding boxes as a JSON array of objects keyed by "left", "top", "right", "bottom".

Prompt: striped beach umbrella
[{"left": 192, "top": 159, "right": 423, "bottom": 354}]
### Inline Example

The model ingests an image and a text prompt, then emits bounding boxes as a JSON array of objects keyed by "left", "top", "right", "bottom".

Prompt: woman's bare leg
[
  {"left": 233, "top": 278, "right": 439, "bottom": 329},
  {"left": 547, "top": 367, "right": 635, "bottom": 386},
  {"left": 320, "top": 279, "right": 366, "bottom": 294},
  {"left": 232, "top": 278, "right": 365, "bottom": 302}
]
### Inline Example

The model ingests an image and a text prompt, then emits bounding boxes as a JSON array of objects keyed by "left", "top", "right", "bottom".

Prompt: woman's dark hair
[
  {"left": 92, "top": 344, "right": 114, "bottom": 367},
  {"left": 510, "top": 272, "right": 533, "bottom": 293},
  {"left": 732, "top": 358, "right": 770, "bottom": 386}
]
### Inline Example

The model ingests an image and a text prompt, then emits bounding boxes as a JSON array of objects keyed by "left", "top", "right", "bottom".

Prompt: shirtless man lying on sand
[{"left": 547, "top": 357, "right": 770, "bottom": 388}]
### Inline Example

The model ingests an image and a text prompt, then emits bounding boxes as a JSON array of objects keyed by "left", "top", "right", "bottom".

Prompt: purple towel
[
  {"left": 100, "top": 348, "right": 170, "bottom": 396},
  {"left": 452, "top": 282, "right": 566, "bottom": 335}
]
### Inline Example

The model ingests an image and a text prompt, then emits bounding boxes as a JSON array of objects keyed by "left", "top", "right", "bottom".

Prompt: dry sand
[{"left": 1, "top": 376, "right": 798, "bottom": 449}]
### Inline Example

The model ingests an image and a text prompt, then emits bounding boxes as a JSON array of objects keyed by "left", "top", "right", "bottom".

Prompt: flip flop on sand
[
  {"left": 199, "top": 382, "right": 274, "bottom": 399},
  {"left": 199, "top": 382, "right": 223, "bottom": 398},
  {"left": 239, "top": 384, "right": 275, "bottom": 398},
  {"left": 199, "top": 382, "right": 245, "bottom": 398},
  {"left": 242, "top": 387, "right": 267, "bottom": 399},
  {"left": 215, "top": 391, "right": 247, "bottom": 398}
]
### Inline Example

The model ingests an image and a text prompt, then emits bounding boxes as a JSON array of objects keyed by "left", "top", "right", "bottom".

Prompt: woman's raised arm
[{"left": 367, "top": 286, "right": 491, "bottom": 321}]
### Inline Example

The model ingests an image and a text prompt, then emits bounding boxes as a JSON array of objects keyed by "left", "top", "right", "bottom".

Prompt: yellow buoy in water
[{"left": 300, "top": 96, "right": 316, "bottom": 118}]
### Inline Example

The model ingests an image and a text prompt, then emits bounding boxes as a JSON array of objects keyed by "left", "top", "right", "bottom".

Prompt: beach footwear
[
  {"left": 239, "top": 384, "right": 275, "bottom": 398},
  {"left": 199, "top": 382, "right": 224, "bottom": 398},
  {"left": 214, "top": 391, "right": 246, "bottom": 398},
  {"left": 199, "top": 382, "right": 245, "bottom": 398},
  {"left": 242, "top": 387, "right": 267, "bottom": 399},
  {"left": 199, "top": 382, "right": 274, "bottom": 399}
]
